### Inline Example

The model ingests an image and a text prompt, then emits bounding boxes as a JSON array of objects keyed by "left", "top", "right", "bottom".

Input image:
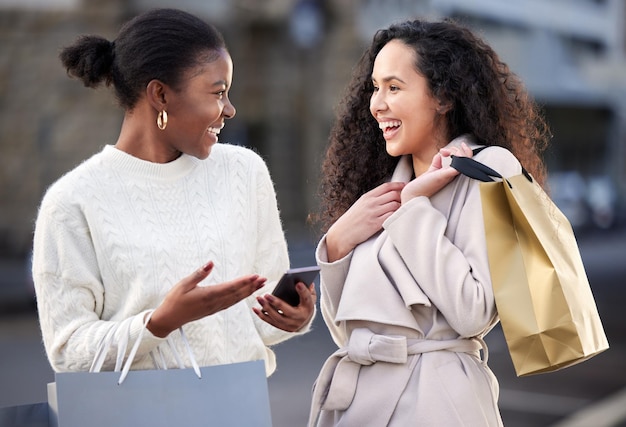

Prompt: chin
[
  {"left": 385, "top": 143, "right": 403, "bottom": 158},
  {"left": 200, "top": 148, "right": 213, "bottom": 160},
  {"left": 189, "top": 147, "right": 211, "bottom": 160},
  {"left": 197, "top": 140, "right": 217, "bottom": 160}
]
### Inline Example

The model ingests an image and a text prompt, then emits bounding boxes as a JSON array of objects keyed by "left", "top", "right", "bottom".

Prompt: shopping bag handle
[
  {"left": 89, "top": 311, "right": 202, "bottom": 384},
  {"left": 118, "top": 311, "right": 202, "bottom": 384},
  {"left": 450, "top": 155, "right": 502, "bottom": 182},
  {"left": 90, "top": 319, "right": 130, "bottom": 373},
  {"left": 451, "top": 147, "right": 533, "bottom": 185}
]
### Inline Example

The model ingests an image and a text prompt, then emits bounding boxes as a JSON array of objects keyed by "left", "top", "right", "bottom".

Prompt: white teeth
[
  {"left": 208, "top": 126, "right": 222, "bottom": 135},
  {"left": 379, "top": 121, "right": 401, "bottom": 129}
]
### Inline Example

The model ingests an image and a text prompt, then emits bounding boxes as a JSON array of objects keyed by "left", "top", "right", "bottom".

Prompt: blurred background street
[
  {"left": 1, "top": 0, "right": 626, "bottom": 426},
  {"left": 1, "top": 227, "right": 626, "bottom": 426}
]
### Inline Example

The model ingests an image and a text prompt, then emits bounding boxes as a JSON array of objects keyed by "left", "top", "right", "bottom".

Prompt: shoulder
[
  {"left": 211, "top": 143, "right": 267, "bottom": 168},
  {"left": 209, "top": 143, "right": 272, "bottom": 181},
  {"left": 36, "top": 148, "right": 109, "bottom": 230},
  {"left": 40, "top": 148, "right": 107, "bottom": 208},
  {"left": 474, "top": 145, "right": 522, "bottom": 178}
]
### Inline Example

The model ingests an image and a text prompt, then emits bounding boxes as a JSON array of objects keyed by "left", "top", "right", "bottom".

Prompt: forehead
[
  {"left": 372, "top": 39, "right": 418, "bottom": 77},
  {"left": 183, "top": 49, "right": 233, "bottom": 84}
]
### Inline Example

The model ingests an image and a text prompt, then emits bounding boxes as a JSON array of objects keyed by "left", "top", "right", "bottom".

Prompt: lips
[
  {"left": 206, "top": 123, "right": 224, "bottom": 144},
  {"left": 207, "top": 123, "right": 224, "bottom": 135},
  {"left": 378, "top": 120, "right": 401, "bottom": 139},
  {"left": 378, "top": 120, "right": 401, "bottom": 130}
]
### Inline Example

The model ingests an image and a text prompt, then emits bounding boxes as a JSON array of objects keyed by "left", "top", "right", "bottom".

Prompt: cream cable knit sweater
[{"left": 32, "top": 143, "right": 304, "bottom": 375}]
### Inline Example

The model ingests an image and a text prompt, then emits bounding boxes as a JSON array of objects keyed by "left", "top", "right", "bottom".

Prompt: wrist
[
  {"left": 400, "top": 186, "right": 418, "bottom": 204},
  {"left": 325, "top": 227, "right": 353, "bottom": 262},
  {"left": 146, "top": 309, "right": 174, "bottom": 338},
  {"left": 401, "top": 193, "right": 415, "bottom": 204}
]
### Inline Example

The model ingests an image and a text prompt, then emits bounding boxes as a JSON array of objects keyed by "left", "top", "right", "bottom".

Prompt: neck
[
  {"left": 412, "top": 131, "right": 450, "bottom": 176},
  {"left": 115, "top": 113, "right": 181, "bottom": 164},
  {"left": 411, "top": 145, "right": 439, "bottom": 177}
]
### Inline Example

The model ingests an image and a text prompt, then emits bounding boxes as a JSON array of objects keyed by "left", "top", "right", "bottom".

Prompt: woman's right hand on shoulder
[
  {"left": 147, "top": 262, "right": 266, "bottom": 338},
  {"left": 325, "top": 181, "right": 405, "bottom": 262}
]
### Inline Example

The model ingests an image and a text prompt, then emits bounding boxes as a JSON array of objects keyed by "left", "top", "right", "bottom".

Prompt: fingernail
[{"left": 202, "top": 262, "right": 213, "bottom": 272}]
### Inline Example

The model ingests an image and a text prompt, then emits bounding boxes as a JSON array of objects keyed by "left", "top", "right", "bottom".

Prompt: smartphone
[{"left": 271, "top": 265, "right": 320, "bottom": 306}]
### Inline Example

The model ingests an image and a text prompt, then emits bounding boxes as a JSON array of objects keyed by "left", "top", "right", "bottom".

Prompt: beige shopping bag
[{"left": 452, "top": 153, "right": 609, "bottom": 376}]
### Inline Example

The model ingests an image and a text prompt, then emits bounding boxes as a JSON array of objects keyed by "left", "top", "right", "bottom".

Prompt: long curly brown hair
[{"left": 314, "top": 18, "right": 551, "bottom": 233}]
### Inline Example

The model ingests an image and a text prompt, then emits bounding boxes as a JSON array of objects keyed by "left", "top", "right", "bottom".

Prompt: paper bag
[
  {"left": 452, "top": 153, "right": 609, "bottom": 376},
  {"left": 47, "top": 360, "right": 272, "bottom": 427}
]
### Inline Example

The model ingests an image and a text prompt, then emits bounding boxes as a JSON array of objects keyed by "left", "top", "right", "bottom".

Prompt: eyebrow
[
  {"left": 371, "top": 75, "right": 407, "bottom": 84},
  {"left": 211, "top": 79, "right": 229, "bottom": 88}
]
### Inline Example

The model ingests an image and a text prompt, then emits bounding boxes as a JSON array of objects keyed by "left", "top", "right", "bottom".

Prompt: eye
[
  {"left": 372, "top": 85, "right": 379, "bottom": 92},
  {"left": 215, "top": 90, "right": 225, "bottom": 98},
  {"left": 389, "top": 85, "right": 399, "bottom": 92}
]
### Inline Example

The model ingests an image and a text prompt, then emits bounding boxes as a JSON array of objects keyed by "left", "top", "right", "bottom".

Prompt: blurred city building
[{"left": 1, "top": 0, "right": 625, "bottom": 261}]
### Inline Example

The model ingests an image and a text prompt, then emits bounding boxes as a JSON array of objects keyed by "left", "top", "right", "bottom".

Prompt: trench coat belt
[{"left": 308, "top": 328, "right": 486, "bottom": 426}]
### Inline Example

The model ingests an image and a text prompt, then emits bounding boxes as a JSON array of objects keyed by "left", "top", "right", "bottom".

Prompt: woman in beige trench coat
[{"left": 308, "top": 18, "right": 551, "bottom": 426}]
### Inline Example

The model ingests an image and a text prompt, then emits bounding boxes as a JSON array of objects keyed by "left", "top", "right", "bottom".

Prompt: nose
[
  {"left": 223, "top": 97, "right": 236, "bottom": 119},
  {"left": 369, "top": 90, "right": 386, "bottom": 117}
]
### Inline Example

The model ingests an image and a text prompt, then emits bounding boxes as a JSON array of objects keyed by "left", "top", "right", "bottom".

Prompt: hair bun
[{"left": 59, "top": 35, "right": 115, "bottom": 88}]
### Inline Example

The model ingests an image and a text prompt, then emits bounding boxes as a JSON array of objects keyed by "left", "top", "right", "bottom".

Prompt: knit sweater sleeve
[
  {"left": 32, "top": 182, "right": 164, "bottom": 372},
  {"left": 245, "top": 153, "right": 315, "bottom": 344}
]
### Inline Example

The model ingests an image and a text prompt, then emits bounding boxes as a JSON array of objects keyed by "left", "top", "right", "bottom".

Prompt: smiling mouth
[
  {"left": 207, "top": 124, "right": 223, "bottom": 136},
  {"left": 379, "top": 120, "right": 401, "bottom": 138},
  {"left": 379, "top": 120, "right": 401, "bottom": 130}
]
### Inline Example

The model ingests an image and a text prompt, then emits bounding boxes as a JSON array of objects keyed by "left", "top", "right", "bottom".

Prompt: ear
[
  {"left": 146, "top": 79, "right": 168, "bottom": 112},
  {"left": 436, "top": 98, "right": 452, "bottom": 114}
]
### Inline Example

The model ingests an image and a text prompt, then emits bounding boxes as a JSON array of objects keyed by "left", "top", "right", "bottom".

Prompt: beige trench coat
[{"left": 310, "top": 138, "right": 522, "bottom": 426}]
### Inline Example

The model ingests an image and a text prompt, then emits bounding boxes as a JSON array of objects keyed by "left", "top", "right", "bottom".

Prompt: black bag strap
[
  {"left": 451, "top": 149, "right": 502, "bottom": 182},
  {"left": 451, "top": 146, "right": 533, "bottom": 185}
]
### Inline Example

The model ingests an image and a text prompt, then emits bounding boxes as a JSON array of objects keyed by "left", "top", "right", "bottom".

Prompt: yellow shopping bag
[{"left": 452, "top": 152, "right": 609, "bottom": 376}]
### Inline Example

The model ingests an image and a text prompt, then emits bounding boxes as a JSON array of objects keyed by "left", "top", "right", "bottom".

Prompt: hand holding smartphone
[{"left": 271, "top": 266, "right": 320, "bottom": 306}]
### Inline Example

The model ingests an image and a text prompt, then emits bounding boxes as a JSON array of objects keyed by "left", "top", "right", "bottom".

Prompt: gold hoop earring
[{"left": 157, "top": 110, "right": 168, "bottom": 130}]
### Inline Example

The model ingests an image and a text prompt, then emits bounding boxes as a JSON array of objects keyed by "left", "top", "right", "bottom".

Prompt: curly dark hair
[{"left": 314, "top": 18, "right": 551, "bottom": 233}]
